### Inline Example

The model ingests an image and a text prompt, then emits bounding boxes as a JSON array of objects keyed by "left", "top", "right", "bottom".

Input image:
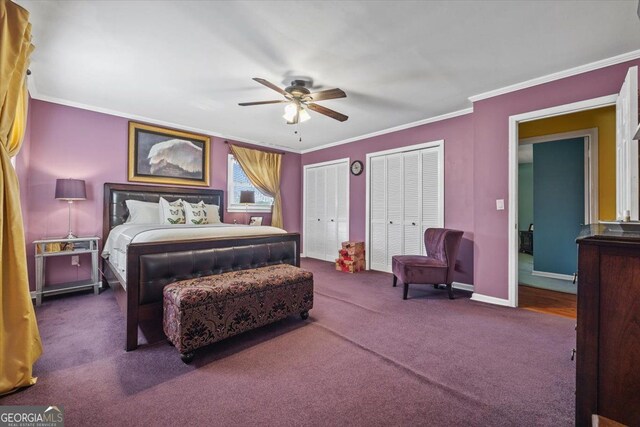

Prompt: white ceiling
[{"left": 18, "top": 0, "right": 640, "bottom": 152}]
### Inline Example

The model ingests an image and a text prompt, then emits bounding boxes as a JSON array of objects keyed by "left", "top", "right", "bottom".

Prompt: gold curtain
[
  {"left": 0, "top": 0, "right": 42, "bottom": 395},
  {"left": 229, "top": 145, "right": 284, "bottom": 229}
]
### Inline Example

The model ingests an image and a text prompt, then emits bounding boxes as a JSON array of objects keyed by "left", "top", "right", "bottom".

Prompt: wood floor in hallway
[{"left": 518, "top": 284, "right": 577, "bottom": 319}]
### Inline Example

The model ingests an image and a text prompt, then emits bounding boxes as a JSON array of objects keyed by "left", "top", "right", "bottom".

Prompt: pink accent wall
[
  {"left": 20, "top": 100, "right": 301, "bottom": 289},
  {"left": 302, "top": 114, "right": 476, "bottom": 285},
  {"left": 302, "top": 58, "right": 640, "bottom": 297},
  {"left": 471, "top": 58, "right": 640, "bottom": 299}
]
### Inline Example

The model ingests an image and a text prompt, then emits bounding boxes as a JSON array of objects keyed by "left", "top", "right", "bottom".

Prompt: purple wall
[
  {"left": 471, "top": 59, "right": 640, "bottom": 299},
  {"left": 302, "top": 58, "right": 640, "bottom": 297},
  {"left": 302, "top": 114, "right": 476, "bottom": 285},
  {"left": 18, "top": 57, "right": 640, "bottom": 299},
  {"left": 20, "top": 100, "right": 301, "bottom": 288}
]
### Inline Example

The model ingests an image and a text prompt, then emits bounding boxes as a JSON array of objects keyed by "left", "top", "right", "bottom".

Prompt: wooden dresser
[{"left": 576, "top": 224, "right": 640, "bottom": 426}]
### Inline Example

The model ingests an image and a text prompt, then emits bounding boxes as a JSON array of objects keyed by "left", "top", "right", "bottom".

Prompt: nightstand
[{"left": 33, "top": 236, "right": 100, "bottom": 306}]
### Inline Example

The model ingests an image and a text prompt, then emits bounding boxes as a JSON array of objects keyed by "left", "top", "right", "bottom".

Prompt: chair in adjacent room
[{"left": 392, "top": 228, "right": 464, "bottom": 300}]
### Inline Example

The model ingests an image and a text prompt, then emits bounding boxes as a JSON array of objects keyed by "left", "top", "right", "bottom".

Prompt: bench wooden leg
[
  {"left": 393, "top": 275, "right": 397, "bottom": 287},
  {"left": 300, "top": 310, "right": 309, "bottom": 320},
  {"left": 181, "top": 352, "right": 194, "bottom": 364},
  {"left": 447, "top": 284, "right": 454, "bottom": 300},
  {"left": 403, "top": 283, "right": 409, "bottom": 300}
]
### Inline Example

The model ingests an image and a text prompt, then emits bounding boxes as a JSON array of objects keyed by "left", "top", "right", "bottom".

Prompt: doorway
[
  {"left": 508, "top": 96, "right": 618, "bottom": 311},
  {"left": 516, "top": 130, "right": 599, "bottom": 318},
  {"left": 517, "top": 128, "right": 600, "bottom": 296}
]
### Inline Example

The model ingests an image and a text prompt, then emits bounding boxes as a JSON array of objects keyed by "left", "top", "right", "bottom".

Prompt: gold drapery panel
[
  {"left": 0, "top": 0, "right": 42, "bottom": 395},
  {"left": 229, "top": 145, "right": 284, "bottom": 229}
]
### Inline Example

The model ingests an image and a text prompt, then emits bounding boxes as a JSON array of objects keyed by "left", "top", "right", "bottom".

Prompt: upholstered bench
[{"left": 163, "top": 264, "right": 313, "bottom": 363}]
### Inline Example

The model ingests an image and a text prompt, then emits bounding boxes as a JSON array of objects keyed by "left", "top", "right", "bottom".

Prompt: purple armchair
[{"left": 392, "top": 228, "right": 464, "bottom": 300}]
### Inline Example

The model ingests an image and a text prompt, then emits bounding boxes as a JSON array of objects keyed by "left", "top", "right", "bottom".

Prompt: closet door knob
[
  {"left": 389, "top": 221, "right": 393, "bottom": 224},
  {"left": 412, "top": 222, "right": 416, "bottom": 226},
  {"left": 317, "top": 218, "right": 321, "bottom": 221},
  {"left": 331, "top": 219, "right": 335, "bottom": 222}
]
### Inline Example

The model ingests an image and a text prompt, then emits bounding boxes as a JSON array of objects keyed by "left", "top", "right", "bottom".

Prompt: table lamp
[
  {"left": 55, "top": 179, "right": 86, "bottom": 239},
  {"left": 239, "top": 190, "right": 255, "bottom": 224}
]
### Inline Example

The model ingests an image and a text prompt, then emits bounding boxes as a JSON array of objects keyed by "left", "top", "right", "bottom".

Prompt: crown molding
[
  {"left": 300, "top": 107, "right": 473, "bottom": 154},
  {"left": 27, "top": 84, "right": 302, "bottom": 154},
  {"left": 469, "top": 49, "right": 640, "bottom": 103}
]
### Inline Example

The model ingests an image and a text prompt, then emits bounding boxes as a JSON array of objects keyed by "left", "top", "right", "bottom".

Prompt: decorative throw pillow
[
  {"left": 205, "top": 204, "right": 221, "bottom": 223},
  {"left": 125, "top": 200, "right": 160, "bottom": 224},
  {"left": 159, "top": 197, "right": 185, "bottom": 224},
  {"left": 184, "top": 201, "right": 209, "bottom": 225}
]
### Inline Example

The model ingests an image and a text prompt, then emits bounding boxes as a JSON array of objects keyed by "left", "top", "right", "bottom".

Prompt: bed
[{"left": 101, "top": 183, "right": 301, "bottom": 351}]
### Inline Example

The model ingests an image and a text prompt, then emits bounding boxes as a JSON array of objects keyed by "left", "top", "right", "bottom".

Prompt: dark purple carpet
[{"left": 1, "top": 259, "right": 575, "bottom": 426}]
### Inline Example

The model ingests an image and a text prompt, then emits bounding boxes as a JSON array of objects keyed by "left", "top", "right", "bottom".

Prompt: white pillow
[
  {"left": 159, "top": 197, "right": 185, "bottom": 224},
  {"left": 205, "top": 204, "right": 221, "bottom": 223},
  {"left": 184, "top": 201, "right": 209, "bottom": 225},
  {"left": 125, "top": 200, "right": 159, "bottom": 224}
]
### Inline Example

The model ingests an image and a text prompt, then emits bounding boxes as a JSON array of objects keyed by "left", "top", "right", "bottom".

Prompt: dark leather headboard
[{"left": 103, "top": 183, "right": 224, "bottom": 243}]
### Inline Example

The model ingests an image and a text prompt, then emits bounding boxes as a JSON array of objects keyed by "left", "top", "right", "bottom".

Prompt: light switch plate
[{"left": 496, "top": 199, "right": 505, "bottom": 210}]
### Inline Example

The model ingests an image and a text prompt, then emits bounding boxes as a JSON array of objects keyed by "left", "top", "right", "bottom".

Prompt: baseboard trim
[
  {"left": 452, "top": 281, "right": 474, "bottom": 292},
  {"left": 470, "top": 293, "right": 511, "bottom": 307},
  {"left": 531, "top": 269, "right": 574, "bottom": 281}
]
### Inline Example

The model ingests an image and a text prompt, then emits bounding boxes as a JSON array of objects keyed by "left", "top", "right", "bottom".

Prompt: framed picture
[
  {"left": 128, "top": 121, "right": 210, "bottom": 187},
  {"left": 249, "top": 216, "right": 263, "bottom": 226}
]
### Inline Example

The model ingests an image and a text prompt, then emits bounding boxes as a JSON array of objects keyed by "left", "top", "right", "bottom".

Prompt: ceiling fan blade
[
  {"left": 253, "top": 78, "right": 290, "bottom": 98},
  {"left": 307, "top": 103, "right": 349, "bottom": 122},
  {"left": 238, "top": 100, "right": 288, "bottom": 106},
  {"left": 305, "top": 88, "right": 347, "bottom": 102}
]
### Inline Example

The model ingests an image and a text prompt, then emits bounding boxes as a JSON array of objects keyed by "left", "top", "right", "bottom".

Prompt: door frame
[
  {"left": 365, "top": 139, "right": 445, "bottom": 271},
  {"left": 302, "top": 157, "right": 350, "bottom": 258},
  {"left": 508, "top": 95, "right": 617, "bottom": 307}
]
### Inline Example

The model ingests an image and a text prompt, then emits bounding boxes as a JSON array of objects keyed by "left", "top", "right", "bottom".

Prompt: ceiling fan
[{"left": 239, "top": 78, "right": 348, "bottom": 124}]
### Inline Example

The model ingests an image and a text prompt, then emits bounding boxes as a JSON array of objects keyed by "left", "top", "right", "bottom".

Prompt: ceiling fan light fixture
[
  {"left": 283, "top": 103, "right": 310, "bottom": 124},
  {"left": 283, "top": 103, "right": 298, "bottom": 122},
  {"left": 299, "top": 107, "right": 311, "bottom": 123}
]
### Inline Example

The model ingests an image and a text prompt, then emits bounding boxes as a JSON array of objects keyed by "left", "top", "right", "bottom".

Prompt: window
[{"left": 227, "top": 154, "right": 273, "bottom": 212}]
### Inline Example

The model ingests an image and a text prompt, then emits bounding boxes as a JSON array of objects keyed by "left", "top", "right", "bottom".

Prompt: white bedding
[{"left": 102, "top": 223, "right": 287, "bottom": 284}]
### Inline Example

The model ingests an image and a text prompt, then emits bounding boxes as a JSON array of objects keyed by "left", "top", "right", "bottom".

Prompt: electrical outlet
[
  {"left": 496, "top": 199, "right": 505, "bottom": 211},
  {"left": 71, "top": 255, "right": 80, "bottom": 266}
]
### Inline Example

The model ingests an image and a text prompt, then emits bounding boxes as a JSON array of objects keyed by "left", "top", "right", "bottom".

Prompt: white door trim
[
  {"left": 365, "top": 139, "right": 445, "bottom": 271},
  {"left": 302, "top": 158, "right": 350, "bottom": 259},
  {"left": 507, "top": 94, "right": 617, "bottom": 308},
  {"left": 519, "top": 127, "right": 599, "bottom": 224}
]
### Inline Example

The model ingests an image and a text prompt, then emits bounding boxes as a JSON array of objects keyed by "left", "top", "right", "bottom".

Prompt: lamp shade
[
  {"left": 239, "top": 190, "right": 255, "bottom": 204},
  {"left": 55, "top": 179, "right": 86, "bottom": 201}
]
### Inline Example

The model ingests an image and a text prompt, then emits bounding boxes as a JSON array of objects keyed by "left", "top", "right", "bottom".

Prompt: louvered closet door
[
  {"left": 324, "top": 165, "right": 340, "bottom": 260},
  {"left": 403, "top": 151, "right": 422, "bottom": 255},
  {"left": 368, "top": 142, "right": 443, "bottom": 272},
  {"left": 421, "top": 147, "right": 442, "bottom": 255},
  {"left": 370, "top": 156, "right": 387, "bottom": 271},
  {"left": 304, "top": 161, "right": 350, "bottom": 262},
  {"left": 314, "top": 167, "right": 327, "bottom": 258},
  {"left": 304, "top": 167, "right": 319, "bottom": 259},
  {"left": 386, "top": 153, "right": 404, "bottom": 270},
  {"left": 336, "top": 161, "right": 349, "bottom": 253}
]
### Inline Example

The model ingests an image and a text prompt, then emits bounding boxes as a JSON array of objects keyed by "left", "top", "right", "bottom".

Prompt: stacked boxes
[{"left": 335, "top": 241, "right": 366, "bottom": 273}]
